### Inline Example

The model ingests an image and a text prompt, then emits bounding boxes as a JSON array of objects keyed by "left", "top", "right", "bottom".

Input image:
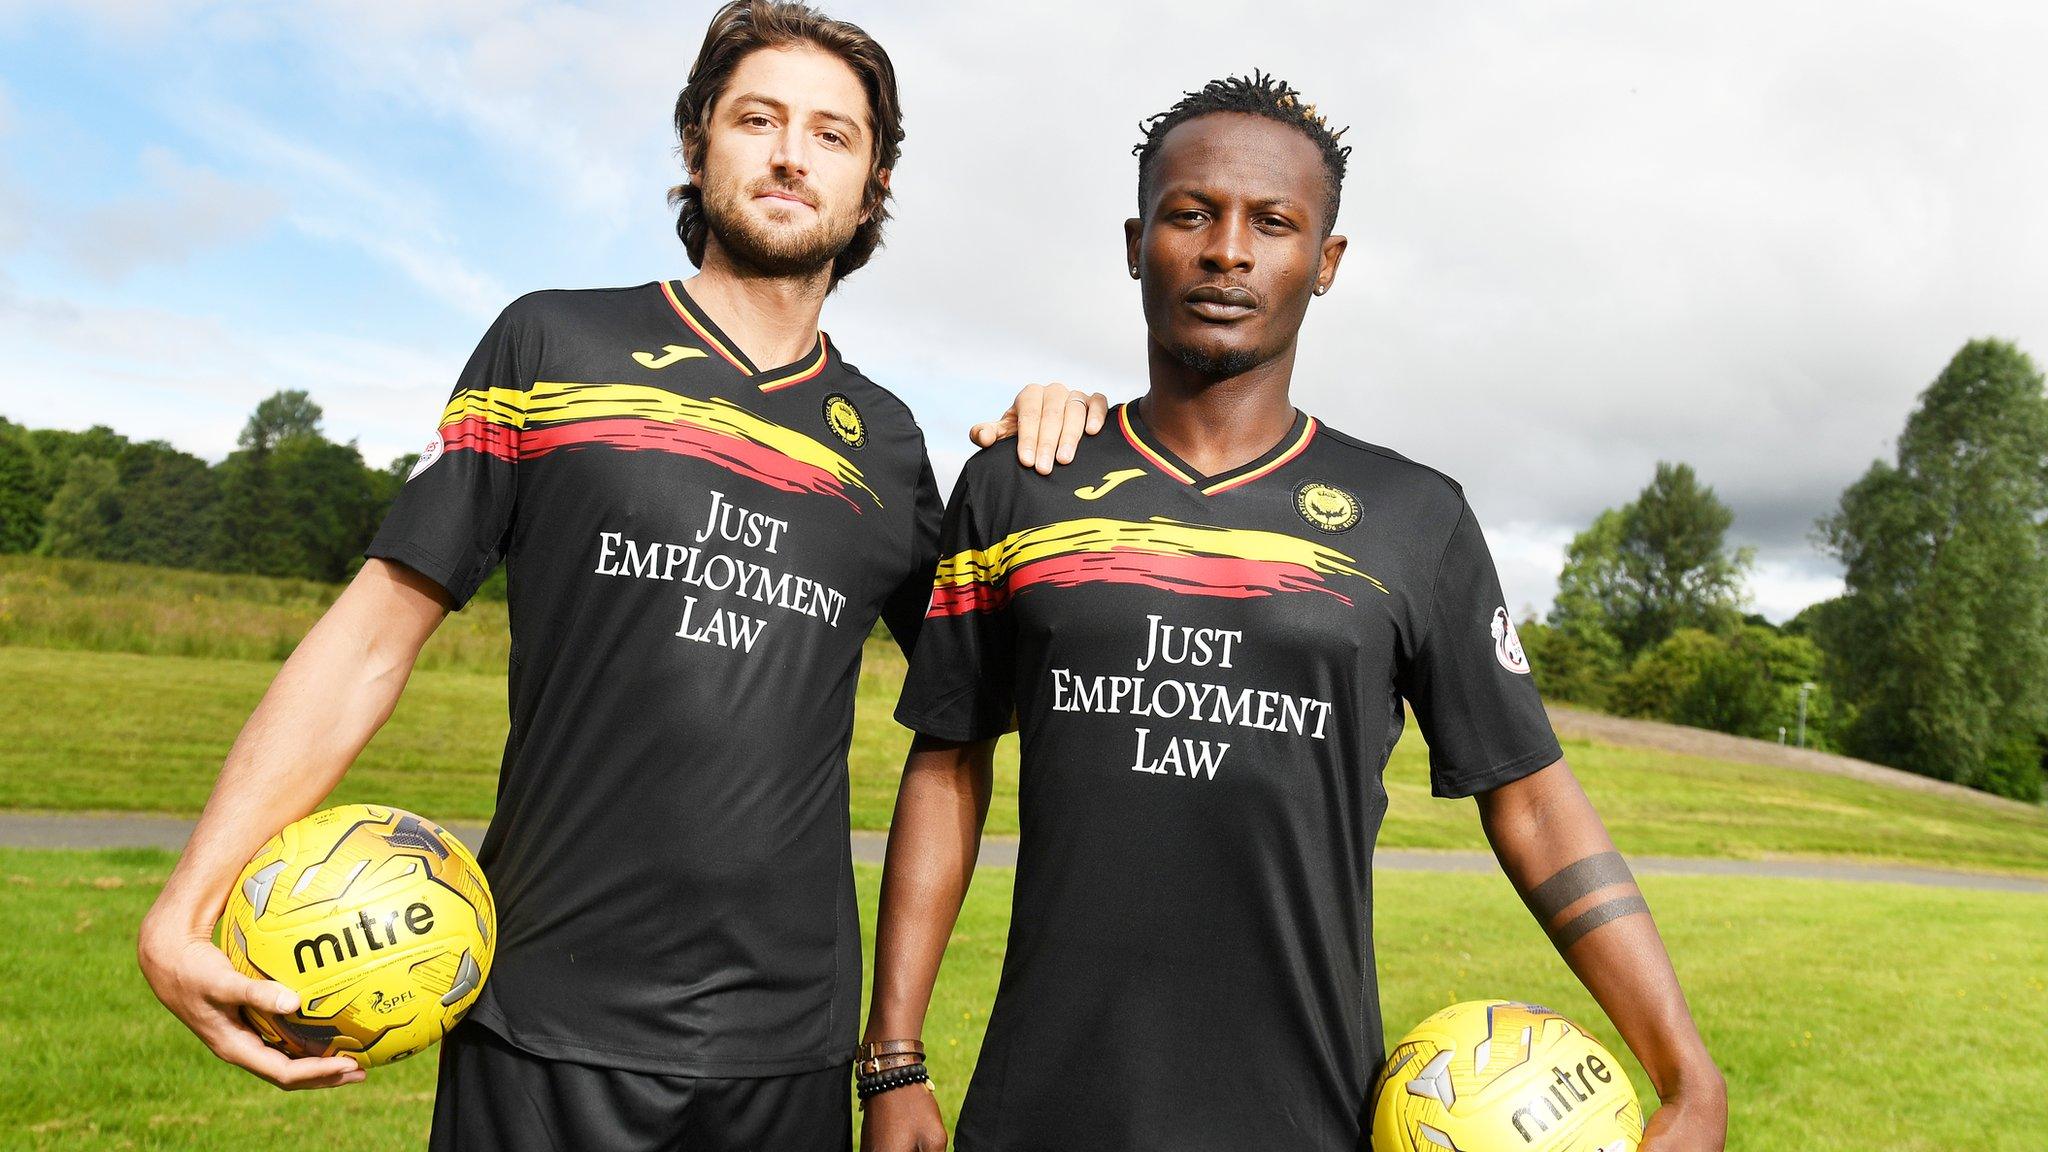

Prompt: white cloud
[
  {"left": 57, "top": 147, "right": 282, "bottom": 282},
  {"left": 0, "top": 280, "right": 461, "bottom": 467},
  {"left": 5, "top": 0, "right": 2047, "bottom": 623},
  {"left": 1748, "top": 557, "right": 1846, "bottom": 625},
  {"left": 173, "top": 101, "right": 508, "bottom": 318}
]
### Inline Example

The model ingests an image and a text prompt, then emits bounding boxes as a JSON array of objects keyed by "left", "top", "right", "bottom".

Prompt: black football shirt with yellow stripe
[
  {"left": 367, "top": 282, "right": 942, "bottom": 1075},
  {"left": 896, "top": 400, "right": 1561, "bottom": 1150}
]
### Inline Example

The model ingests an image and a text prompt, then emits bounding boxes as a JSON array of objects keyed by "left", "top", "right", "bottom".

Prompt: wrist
[
  {"left": 855, "top": 1060, "right": 934, "bottom": 1110},
  {"left": 138, "top": 907, "right": 199, "bottom": 956},
  {"left": 1660, "top": 1057, "right": 1727, "bottom": 1101}
]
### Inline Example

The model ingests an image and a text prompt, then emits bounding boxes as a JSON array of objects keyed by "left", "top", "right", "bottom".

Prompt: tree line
[
  {"left": 5, "top": 341, "right": 2043, "bottom": 800},
  {"left": 0, "top": 390, "right": 416, "bottom": 585},
  {"left": 1519, "top": 338, "right": 2047, "bottom": 802}
]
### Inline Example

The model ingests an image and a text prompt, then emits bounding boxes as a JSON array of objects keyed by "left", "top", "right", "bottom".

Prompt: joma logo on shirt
[
  {"left": 1075, "top": 469, "right": 1146, "bottom": 501},
  {"left": 633, "top": 345, "right": 708, "bottom": 369}
]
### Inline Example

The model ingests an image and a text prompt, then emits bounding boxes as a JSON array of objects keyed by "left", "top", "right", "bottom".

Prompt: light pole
[{"left": 1796, "top": 682, "right": 1816, "bottom": 749}]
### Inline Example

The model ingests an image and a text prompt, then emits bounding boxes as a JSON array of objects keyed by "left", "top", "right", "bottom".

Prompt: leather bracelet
[
  {"left": 856, "top": 1038, "right": 926, "bottom": 1076},
  {"left": 859, "top": 1052, "right": 925, "bottom": 1076},
  {"left": 855, "top": 1061, "right": 932, "bottom": 1109}
]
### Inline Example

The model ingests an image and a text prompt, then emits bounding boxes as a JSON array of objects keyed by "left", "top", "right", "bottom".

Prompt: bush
[
  {"left": 1614, "top": 626, "right": 1834, "bottom": 746},
  {"left": 1516, "top": 618, "right": 1623, "bottom": 709}
]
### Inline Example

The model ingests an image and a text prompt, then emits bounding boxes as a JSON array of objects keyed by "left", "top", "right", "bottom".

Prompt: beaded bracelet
[{"left": 855, "top": 1061, "right": 933, "bottom": 1108}]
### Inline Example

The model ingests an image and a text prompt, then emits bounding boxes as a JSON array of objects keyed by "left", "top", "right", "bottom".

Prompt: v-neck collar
[
  {"left": 1119, "top": 398, "right": 1319, "bottom": 496},
  {"left": 660, "top": 280, "right": 833, "bottom": 393}
]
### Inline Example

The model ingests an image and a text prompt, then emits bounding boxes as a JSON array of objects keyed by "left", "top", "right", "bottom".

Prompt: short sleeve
[
  {"left": 365, "top": 302, "right": 532, "bottom": 608},
  {"left": 893, "top": 465, "right": 1016, "bottom": 741},
  {"left": 1397, "top": 500, "right": 1563, "bottom": 798},
  {"left": 878, "top": 452, "right": 945, "bottom": 657}
]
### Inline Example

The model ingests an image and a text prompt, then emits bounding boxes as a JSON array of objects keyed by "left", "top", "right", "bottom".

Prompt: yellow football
[
  {"left": 218, "top": 804, "right": 495, "bottom": 1068},
  {"left": 1372, "top": 1000, "right": 1643, "bottom": 1152}
]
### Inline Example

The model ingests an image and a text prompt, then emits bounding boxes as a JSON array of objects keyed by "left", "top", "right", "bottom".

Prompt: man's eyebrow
[
  {"left": 725, "top": 92, "right": 790, "bottom": 116},
  {"left": 725, "top": 92, "right": 866, "bottom": 139},
  {"left": 1157, "top": 186, "right": 1307, "bottom": 212},
  {"left": 1249, "top": 195, "right": 1308, "bottom": 213},
  {"left": 812, "top": 109, "right": 865, "bottom": 139}
]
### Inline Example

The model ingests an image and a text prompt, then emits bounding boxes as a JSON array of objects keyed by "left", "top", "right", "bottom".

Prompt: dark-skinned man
[
  {"left": 860, "top": 74, "right": 1728, "bottom": 1151},
  {"left": 136, "top": 3, "right": 1105, "bottom": 1150}
]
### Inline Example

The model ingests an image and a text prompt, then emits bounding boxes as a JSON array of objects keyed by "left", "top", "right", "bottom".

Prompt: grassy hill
[
  {"left": 6, "top": 557, "right": 2048, "bottom": 875},
  {"left": 0, "top": 555, "right": 507, "bottom": 672}
]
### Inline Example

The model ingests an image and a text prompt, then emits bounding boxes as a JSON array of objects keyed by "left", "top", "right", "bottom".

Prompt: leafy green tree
[
  {"left": 210, "top": 443, "right": 298, "bottom": 578},
  {"left": 213, "top": 391, "right": 336, "bottom": 578},
  {"left": 1514, "top": 617, "right": 1623, "bottom": 709},
  {"left": 0, "top": 426, "right": 43, "bottom": 553},
  {"left": 38, "top": 455, "right": 122, "bottom": 559},
  {"left": 1818, "top": 338, "right": 2048, "bottom": 801},
  {"left": 240, "top": 390, "right": 325, "bottom": 451},
  {"left": 274, "top": 434, "right": 379, "bottom": 582},
  {"left": 22, "top": 425, "right": 128, "bottom": 508},
  {"left": 108, "top": 441, "right": 218, "bottom": 568},
  {"left": 1550, "top": 464, "right": 1751, "bottom": 660}
]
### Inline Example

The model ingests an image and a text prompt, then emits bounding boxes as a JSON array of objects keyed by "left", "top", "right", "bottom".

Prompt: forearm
[
  {"left": 1479, "top": 761, "right": 1723, "bottom": 1102},
  {"left": 144, "top": 561, "right": 445, "bottom": 941},
  {"left": 863, "top": 734, "right": 996, "bottom": 1044}
]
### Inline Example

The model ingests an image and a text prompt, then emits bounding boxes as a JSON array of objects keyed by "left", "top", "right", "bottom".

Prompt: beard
[
  {"left": 700, "top": 175, "right": 863, "bottom": 279},
  {"left": 1165, "top": 337, "right": 1263, "bottom": 379}
]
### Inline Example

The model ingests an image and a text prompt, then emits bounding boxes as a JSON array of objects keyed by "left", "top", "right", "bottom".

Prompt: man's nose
[
  {"left": 1199, "top": 214, "right": 1254, "bottom": 274},
  {"left": 767, "top": 123, "right": 811, "bottom": 179}
]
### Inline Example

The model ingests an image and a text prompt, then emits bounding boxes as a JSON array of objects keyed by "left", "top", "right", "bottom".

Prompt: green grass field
[
  {"left": 8, "top": 556, "right": 2048, "bottom": 1148},
  {"left": 9, "top": 643, "right": 2048, "bottom": 875},
  {"left": 3, "top": 848, "right": 2042, "bottom": 1151},
  {"left": 0, "top": 556, "right": 509, "bottom": 673}
]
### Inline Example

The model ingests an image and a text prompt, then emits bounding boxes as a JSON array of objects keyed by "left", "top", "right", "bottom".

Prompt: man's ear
[
  {"left": 680, "top": 126, "right": 705, "bottom": 187},
  {"left": 1124, "top": 217, "right": 1143, "bottom": 278},
  {"left": 1317, "top": 232, "right": 1349, "bottom": 292},
  {"left": 861, "top": 168, "right": 892, "bottom": 225}
]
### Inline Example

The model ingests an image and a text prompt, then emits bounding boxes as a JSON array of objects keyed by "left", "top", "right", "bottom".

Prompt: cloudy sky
[{"left": 2, "top": 1, "right": 2044, "bottom": 620}]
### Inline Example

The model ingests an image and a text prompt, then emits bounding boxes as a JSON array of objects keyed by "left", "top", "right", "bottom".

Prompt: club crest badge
[
  {"left": 1293, "top": 479, "right": 1360, "bottom": 533},
  {"left": 1491, "top": 606, "right": 1531, "bottom": 674},
  {"left": 822, "top": 392, "right": 866, "bottom": 449},
  {"left": 407, "top": 435, "right": 444, "bottom": 482}
]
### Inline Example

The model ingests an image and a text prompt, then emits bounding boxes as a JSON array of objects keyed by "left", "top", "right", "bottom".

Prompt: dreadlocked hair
[{"left": 1133, "top": 71, "right": 1351, "bottom": 231}]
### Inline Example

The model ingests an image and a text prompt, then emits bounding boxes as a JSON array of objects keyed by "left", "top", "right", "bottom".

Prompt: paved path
[{"left": 6, "top": 811, "right": 2046, "bottom": 895}]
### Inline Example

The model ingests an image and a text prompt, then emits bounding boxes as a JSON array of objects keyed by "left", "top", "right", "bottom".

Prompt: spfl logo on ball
[
  {"left": 407, "top": 435, "right": 445, "bottom": 482},
  {"left": 1490, "top": 606, "right": 1530, "bottom": 674}
]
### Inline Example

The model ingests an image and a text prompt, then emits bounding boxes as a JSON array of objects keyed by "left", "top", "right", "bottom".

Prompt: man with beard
[
  {"left": 137, "top": 3, "right": 1102, "bottom": 1149},
  {"left": 860, "top": 74, "right": 1727, "bottom": 1150}
]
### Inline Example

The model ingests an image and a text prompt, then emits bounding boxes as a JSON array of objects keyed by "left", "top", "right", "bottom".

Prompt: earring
[
  {"left": 1130, "top": 266, "right": 1140, "bottom": 279},
  {"left": 1313, "top": 283, "right": 1327, "bottom": 296}
]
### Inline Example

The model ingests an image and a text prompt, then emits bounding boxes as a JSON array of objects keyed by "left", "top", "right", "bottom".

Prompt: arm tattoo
[
  {"left": 1551, "top": 894, "right": 1652, "bottom": 950},
  {"left": 1521, "top": 850, "right": 1637, "bottom": 923},
  {"left": 1517, "top": 850, "right": 1651, "bottom": 949}
]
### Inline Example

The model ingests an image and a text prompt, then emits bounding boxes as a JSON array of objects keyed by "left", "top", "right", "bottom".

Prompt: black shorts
[{"left": 429, "top": 1022, "right": 852, "bottom": 1152}]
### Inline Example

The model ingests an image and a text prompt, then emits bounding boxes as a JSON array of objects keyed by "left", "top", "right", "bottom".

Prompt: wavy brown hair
[{"left": 667, "top": 0, "right": 903, "bottom": 287}]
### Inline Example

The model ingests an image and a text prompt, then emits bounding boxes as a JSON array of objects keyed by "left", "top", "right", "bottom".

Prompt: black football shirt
[
  {"left": 367, "top": 281, "right": 942, "bottom": 1075},
  {"left": 896, "top": 400, "right": 1561, "bottom": 1149}
]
